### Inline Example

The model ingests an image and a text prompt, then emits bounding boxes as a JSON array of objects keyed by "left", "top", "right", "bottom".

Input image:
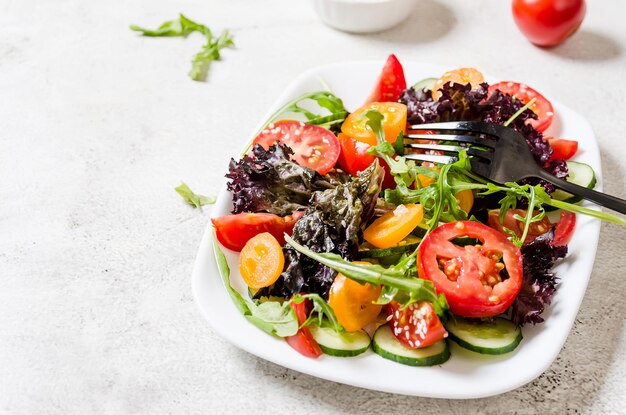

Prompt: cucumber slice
[
  {"left": 413, "top": 77, "right": 437, "bottom": 92},
  {"left": 309, "top": 325, "right": 371, "bottom": 357},
  {"left": 372, "top": 325, "right": 450, "bottom": 366},
  {"left": 445, "top": 317, "right": 522, "bottom": 355},
  {"left": 551, "top": 161, "right": 597, "bottom": 204},
  {"left": 358, "top": 235, "right": 421, "bottom": 259}
]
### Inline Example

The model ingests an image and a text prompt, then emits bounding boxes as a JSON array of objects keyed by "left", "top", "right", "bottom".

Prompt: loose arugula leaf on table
[
  {"left": 175, "top": 182, "right": 216, "bottom": 208},
  {"left": 213, "top": 234, "right": 299, "bottom": 337},
  {"left": 130, "top": 13, "right": 234, "bottom": 81}
]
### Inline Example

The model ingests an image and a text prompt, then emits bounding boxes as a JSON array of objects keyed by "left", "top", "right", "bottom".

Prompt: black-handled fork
[{"left": 404, "top": 121, "right": 626, "bottom": 215}]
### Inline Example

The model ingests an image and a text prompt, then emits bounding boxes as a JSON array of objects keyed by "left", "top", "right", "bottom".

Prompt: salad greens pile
[{"left": 195, "top": 52, "right": 626, "bottom": 368}]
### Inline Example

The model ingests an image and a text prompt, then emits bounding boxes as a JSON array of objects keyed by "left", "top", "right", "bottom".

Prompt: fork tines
[{"left": 403, "top": 121, "right": 497, "bottom": 164}]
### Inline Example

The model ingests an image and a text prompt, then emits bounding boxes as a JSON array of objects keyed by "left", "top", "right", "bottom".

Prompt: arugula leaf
[
  {"left": 263, "top": 91, "right": 348, "bottom": 130},
  {"left": 175, "top": 182, "right": 216, "bottom": 208},
  {"left": 293, "top": 293, "right": 344, "bottom": 333},
  {"left": 130, "top": 13, "right": 234, "bottom": 82},
  {"left": 245, "top": 301, "right": 299, "bottom": 337},
  {"left": 213, "top": 234, "right": 298, "bottom": 337},
  {"left": 284, "top": 235, "right": 449, "bottom": 315}
]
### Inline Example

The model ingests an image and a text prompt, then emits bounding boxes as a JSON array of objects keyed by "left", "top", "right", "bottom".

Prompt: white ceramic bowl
[{"left": 312, "top": 0, "right": 418, "bottom": 33}]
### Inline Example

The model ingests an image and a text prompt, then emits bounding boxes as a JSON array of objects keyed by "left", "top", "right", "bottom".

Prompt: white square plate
[{"left": 192, "top": 61, "right": 602, "bottom": 398}]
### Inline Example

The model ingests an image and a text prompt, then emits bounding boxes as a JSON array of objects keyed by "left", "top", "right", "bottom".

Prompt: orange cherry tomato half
[
  {"left": 253, "top": 121, "right": 340, "bottom": 175},
  {"left": 238, "top": 232, "right": 285, "bottom": 290},
  {"left": 363, "top": 203, "right": 424, "bottom": 249},
  {"left": 418, "top": 221, "right": 523, "bottom": 318},
  {"left": 455, "top": 189, "right": 474, "bottom": 214},
  {"left": 329, "top": 268, "right": 382, "bottom": 332},
  {"left": 386, "top": 301, "right": 447, "bottom": 348},
  {"left": 341, "top": 102, "right": 407, "bottom": 147},
  {"left": 364, "top": 54, "right": 407, "bottom": 104},
  {"left": 432, "top": 68, "right": 485, "bottom": 101},
  {"left": 548, "top": 138, "right": 578, "bottom": 161},
  {"left": 489, "top": 81, "right": 554, "bottom": 132}
]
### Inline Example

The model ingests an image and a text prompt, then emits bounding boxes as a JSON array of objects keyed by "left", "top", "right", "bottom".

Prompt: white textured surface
[{"left": 1, "top": 0, "right": 625, "bottom": 413}]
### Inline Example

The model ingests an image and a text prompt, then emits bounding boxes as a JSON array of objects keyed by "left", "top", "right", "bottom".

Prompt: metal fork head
[{"left": 404, "top": 121, "right": 540, "bottom": 184}]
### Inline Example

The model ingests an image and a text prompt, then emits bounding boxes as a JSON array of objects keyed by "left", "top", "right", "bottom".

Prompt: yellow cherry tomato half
[
  {"left": 238, "top": 232, "right": 284, "bottom": 290},
  {"left": 363, "top": 203, "right": 424, "bottom": 249},
  {"left": 341, "top": 102, "right": 407, "bottom": 147},
  {"left": 329, "top": 265, "right": 383, "bottom": 332},
  {"left": 456, "top": 189, "right": 474, "bottom": 214},
  {"left": 432, "top": 68, "right": 485, "bottom": 100}
]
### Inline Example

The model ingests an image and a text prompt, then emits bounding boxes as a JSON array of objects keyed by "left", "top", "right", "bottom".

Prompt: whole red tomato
[{"left": 512, "top": 0, "right": 586, "bottom": 47}]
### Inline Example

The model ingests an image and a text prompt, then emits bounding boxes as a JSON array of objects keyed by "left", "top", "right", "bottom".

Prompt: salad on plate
[{"left": 209, "top": 55, "right": 622, "bottom": 367}]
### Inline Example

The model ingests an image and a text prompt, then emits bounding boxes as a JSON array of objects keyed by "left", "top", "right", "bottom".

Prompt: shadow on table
[
  {"left": 363, "top": 0, "right": 456, "bottom": 44},
  {"left": 544, "top": 29, "right": 622, "bottom": 62}
]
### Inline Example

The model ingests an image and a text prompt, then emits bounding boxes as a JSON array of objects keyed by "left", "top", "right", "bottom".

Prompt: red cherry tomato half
[
  {"left": 553, "top": 211, "right": 576, "bottom": 246},
  {"left": 418, "top": 221, "right": 523, "bottom": 318},
  {"left": 487, "top": 209, "right": 552, "bottom": 245},
  {"left": 512, "top": 0, "right": 586, "bottom": 47},
  {"left": 489, "top": 81, "right": 554, "bottom": 132},
  {"left": 336, "top": 133, "right": 395, "bottom": 189},
  {"left": 364, "top": 54, "right": 407, "bottom": 104},
  {"left": 386, "top": 301, "right": 447, "bottom": 349},
  {"left": 285, "top": 298, "right": 322, "bottom": 358},
  {"left": 212, "top": 211, "right": 304, "bottom": 252},
  {"left": 548, "top": 137, "right": 578, "bottom": 161},
  {"left": 253, "top": 121, "right": 340, "bottom": 175}
]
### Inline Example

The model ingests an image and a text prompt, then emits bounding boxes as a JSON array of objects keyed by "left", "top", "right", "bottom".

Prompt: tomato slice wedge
[
  {"left": 212, "top": 211, "right": 304, "bottom": 252},
  {"left": 365, "top": 54, "right": 407, "bottom": 104},
  {"left": 418, "top": 221, "right": 523, "bottom": 318},
  {"left": 386, "top": 301, "right": 447, "bottom": 348},
  {"left": 489, "top": 81, "right": 554, "bottom": 132},
  {"left": 553, "top": 211, "right": 576, "bottom": 246},
  {"left": 285, "top": 298, "right": 322, "bottom": 358},
  {"left": 336, "top": 133, "right": 396, "bottom": 189},
  {"left": 548, "top": 137, "right": 578, "bottom": 161},
  {"left": 253, "top": 121, "right": 340, "bottom": 175}
]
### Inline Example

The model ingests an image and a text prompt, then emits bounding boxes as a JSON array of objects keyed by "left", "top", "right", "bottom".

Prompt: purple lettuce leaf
[
  {"left": 225, "top": 143, "right": 347, "bottom": 216},
  {"left": 511, "top": 229, "right": 568, "bottom": 325}
]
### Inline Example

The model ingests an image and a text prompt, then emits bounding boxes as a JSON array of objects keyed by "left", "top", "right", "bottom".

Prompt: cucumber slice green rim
[
  {"left": 550, "top": 161, "right": 597, "bottom": 205},
  {"left": 445, "top": 317, "right": 522, "bottom": 355},
  {"left": 309, "top": 325, "right": 371, "bottom": 357},
  {"left": 412, "top": 77, "right": 437, "bottom": 92},
  {"left": 372, "top": 325, "right": 450, "bottom": 366}
]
